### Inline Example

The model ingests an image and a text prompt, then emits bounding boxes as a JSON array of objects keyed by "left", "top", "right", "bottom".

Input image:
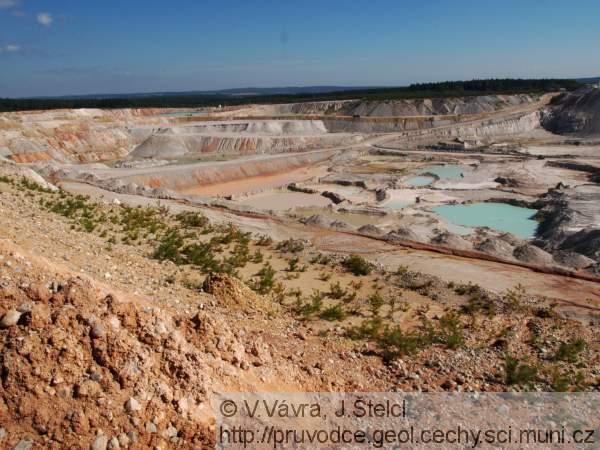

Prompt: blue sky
[{"left": 1, "top": 0, "right": 599, "bottom": 97}]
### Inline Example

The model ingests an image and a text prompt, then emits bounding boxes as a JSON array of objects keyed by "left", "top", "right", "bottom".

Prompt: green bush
[
  {"left": 327, "top": 281, "right": 347, "bottom": 300},
  {"left": 342, "top": 255, "right": 373, "bottom": 276},
  {"left": 505, "top": 355, "right": 538, "bottom": 386},
  {"left": 295, "top": 290, "right": 324, "bottom": 318},
  {"left": 367, "top": 293, "right": 385, "bottom": 317},
  {"left": 252, "top": 262, "right": 277, "bottom": 294},
  {"left": 153, "top": 229, "right": 184, "bottom": 264},
  {"left": 175, "top": 211, "right": 208, "bottom": 228},
  {"left": 276, "top": 238, "right": 304, "bottom": 253},
  {"left": 319, "top": 304, "right": 346, "bottom": 322},
  {"left": 552, "top": 339, "right": 587, "bottom": 363},
  {"left": 345, "top": 318, "right": 384, "bottom": 340},
  {"left": 255, "top": 234, "right": 273, "bottom": 247},
  {"left": 377, "top": 327, "right": 424, "bottom": 362}
]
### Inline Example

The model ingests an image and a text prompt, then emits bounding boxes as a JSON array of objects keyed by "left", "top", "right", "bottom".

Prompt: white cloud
[
  {"left": 0, "top": 0, "right": 19, "bottom": 10},
  {"left": 37, "top": 12, "right": 53, "bottom": 26},
  {"left": 0, "top": 44, "right": 21, "bottom": 54}
]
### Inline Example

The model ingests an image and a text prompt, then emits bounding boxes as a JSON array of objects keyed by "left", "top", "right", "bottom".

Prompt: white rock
[
  {"left": 107, "top": 436, "right": 120, "bottom": 450},
  {"left": 0, "top": 309, "right": 22, "bottom": 328},
  {"left": 124, "top": 397, "right": 141, "bottom": 413},
  {"left": 13, "top": 439, "right": 32, "bottom": 450},
  {"left": 91, "top": 434, "right": 108, "bottom": 450}
]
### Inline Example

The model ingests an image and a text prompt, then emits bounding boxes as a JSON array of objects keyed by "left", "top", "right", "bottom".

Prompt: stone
[
  {"left": 117, "top": 433, "right": 130, "bottom": 447},
  {"left": 145, "top": 421, "right": 157, "bottom": 434},
  {"left": 126, "top": 431, "right": 138, "bottom": 444},
  {"left": 90, "top": 434, "right": 108, "bottom": 450},
  {"left": 124, "top": 397, "right": 141, "bottom": 413},
  {"left": 107, "top": 436, "right": 120, "bottom": 450},
  {"left": 0, "top": 309, "right": 22, "bottom": 328},
  {"left": 162, "top": 424, "right": 178, "bottom": 439},
  {"left": 13, "top": 440, "right": 33, "bottom": 450},
  {"left": 91, "top": 323, "right": 107, "bottom": 339}
]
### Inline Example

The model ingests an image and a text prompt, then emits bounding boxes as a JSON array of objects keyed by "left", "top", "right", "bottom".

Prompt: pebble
[
  {"left": 0, "top": 428, "right": 5, "bottom": 441},
  {"left": 90, "top": 434, "right": 108, "bottom": 450},
  {"left": 124, "top": 397, "right": 141, "bottom": 413},
  {"left": 162, "top": 424, "right": 178, "bottom": 439},
  {"left": 117, "top": 433, "right": 130, "bottom": 447},
  {"left": 126, "top": 431, "right": 138, "bottom": 444},
  {"left": 107, "top": 436, "right": 120, "bottom": 450},
  {"left": 0, "top": 309, "right": 22, "bottom": 328},
  {"left": 90, "top": 323, "right": 107, "bottom": 339},
  {"left": 13, "top": 440, "right": 33, "bottom": 450},
  {"left": 145, "top": 421, "right": 157, "bottom": 434}
]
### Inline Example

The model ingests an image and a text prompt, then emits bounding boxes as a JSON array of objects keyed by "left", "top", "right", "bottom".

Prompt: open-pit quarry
[{"left": 1, "top": 87, "right": 600, "bottom": 448}]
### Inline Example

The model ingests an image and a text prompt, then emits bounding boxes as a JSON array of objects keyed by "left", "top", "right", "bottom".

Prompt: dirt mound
[
  {"left": 300, "top": 214, "right": 327, "bottom": 227},
  {"left": 431, "top": 232, "right": 472, "bottom": 250},
  {"left": 386, "top": 227, "right": 421, "bottom": 242},
  {"left": 476, "top": 238, "right": 515, "bottom": 260},
  {"left": 542, "top": 85, "right": 600, "bottom": 137},
  {"left": 553, "top": 251, "right": 595, "bottom": 270},
  {"left": 202, "top": 273, "right": 272, "bottom": 311},
  {"left": 0, "top": 274, "right": 219, "bottom": 448},
  {"left": 357, "top": 224, "right": 385, "bottom": 237},
  {"left": 513, "top": 244, "right": 554, "bottom": 266}
]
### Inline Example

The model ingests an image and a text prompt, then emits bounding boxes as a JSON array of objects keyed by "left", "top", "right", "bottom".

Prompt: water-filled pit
[{"left": 432, "top": 202, "right": 538, "bottom": 239}]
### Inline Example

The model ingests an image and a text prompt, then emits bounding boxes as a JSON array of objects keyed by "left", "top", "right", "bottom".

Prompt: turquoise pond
[
  {"left": 417, "top": 164, "right": 464, "bottom": 180},
  {"left": 405, "top": 176, "right": 435, "bottom": 187},
  {"left": 432, "top": 202, "right": 538, "bottom": 239}
]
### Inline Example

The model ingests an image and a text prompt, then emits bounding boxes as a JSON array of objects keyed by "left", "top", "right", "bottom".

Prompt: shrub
[
  {"left": 342, "top": 255, "right": 372, "bottom": 276},
  {"left": 252, "top": 262, "right": 277, "bottom": 294},
  {"left": 503, "top": 284, "right": 527, "bottom": 312},
  {"left": 176, "top": 211, "right": 208, "bottom": 228},
  {"left": 252, "top": 249, "right": 264, "bottom": 263},
  {"left": 287, "top": 256, "right": 300, "bottom": 272},
  {"left": 295, "top": 290, "right": 324, "bottom": 318},
  {"left": 460, "top": 292, "right": 495, "bottom": 316},
  {"left": 377, "top": 327, "right": 424, "bottom": 362},
  {"left": 327, "top": 281, "right": 347, "bottom": 300},
  {"left": 367, "top": 293, "right": 385, "bottom": 317},
  {"left": 552, "top": 339, "right": 587, "bottom": 363},
  {"left": 276, "top": 238, "right": 304, "bottom": 253},
  {"left": 319, "top": 304, "right": 346, "bottom": 322},
  {"left": 345, "top": 318, "right": 384, "bottom": 340},
  {"left": 396, "top": 265, "right": 409, "bottom": 275},
  {"left": 153, "top": 229, "right": 184, "bottom": 264},
  {"left": 182, "top": 242, "right": 219, "bottom": 271},
  {"left": 438, "top": 313, "right": 465, "bottom": 350},
  {"left": 454, "top": 282, "right": 481, "bottom": 296},
  {"left": 255, "top": 235, "right": 273, "bottom": 247},
  {"left": 505, "top": 355, "right": 538, "bottom": 386}
]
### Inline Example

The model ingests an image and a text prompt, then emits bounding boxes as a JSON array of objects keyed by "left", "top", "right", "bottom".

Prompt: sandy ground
[
  {"left": 234, "top": 191, "right": 332, "bottom": 210},
  {"left": 179, "top": 164, "right": 330, "bottom": 196}
]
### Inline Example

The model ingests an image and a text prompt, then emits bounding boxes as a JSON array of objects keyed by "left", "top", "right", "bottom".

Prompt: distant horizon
[
  {"left": 2, "top": 0, "right": 600, "bottom": 98},
  {"left": 9, "top": 75, "right": 600, "bottom": 100}
]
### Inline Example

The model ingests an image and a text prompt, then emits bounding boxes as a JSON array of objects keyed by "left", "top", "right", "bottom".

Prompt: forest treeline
[{"left": 0, "top": 78, "right": 582, "bottom": 112}]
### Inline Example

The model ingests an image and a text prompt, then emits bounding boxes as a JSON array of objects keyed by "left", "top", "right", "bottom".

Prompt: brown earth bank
[{"left": 0, "top": 171, "right": 599, "bottom": 449}]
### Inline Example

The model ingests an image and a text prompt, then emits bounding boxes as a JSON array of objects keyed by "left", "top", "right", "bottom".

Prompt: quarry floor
[{"left": 61, "top": 180, "right": 600, "bottom": 321}]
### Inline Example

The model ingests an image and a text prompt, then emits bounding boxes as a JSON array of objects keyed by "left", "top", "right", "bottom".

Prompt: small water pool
[
  {"left": 432, "top": 202, "right": 538, "bottom": 239},
  {"left": 417, "top": 164, "right": 464, "bottom": 180},
  {"left": 405, "top": 176, "right": 434, "bottom": 187},
  {"left": 159, "top": 111, "right": 207, "bottom": 117}
]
